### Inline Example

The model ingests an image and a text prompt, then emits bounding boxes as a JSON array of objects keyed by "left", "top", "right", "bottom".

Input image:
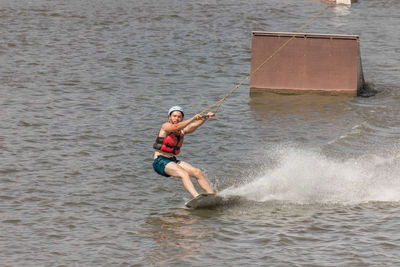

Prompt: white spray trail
[{"left": 220, "top": 147, "right": 400, "bottom": 204}]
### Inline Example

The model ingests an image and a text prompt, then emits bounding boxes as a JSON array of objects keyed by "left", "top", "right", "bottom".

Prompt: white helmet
[{"left": 168, "top": 106, "right": 184, "bottom": 117}]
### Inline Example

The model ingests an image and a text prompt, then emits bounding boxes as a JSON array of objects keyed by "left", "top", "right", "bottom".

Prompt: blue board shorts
[{"left": 153, "top": 155, "right": 180, "bottom": 177}]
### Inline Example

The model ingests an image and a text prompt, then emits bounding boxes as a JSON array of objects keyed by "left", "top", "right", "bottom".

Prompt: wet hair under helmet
[{"left": 168, "top": 106, "right": 184, "bottom": 117}]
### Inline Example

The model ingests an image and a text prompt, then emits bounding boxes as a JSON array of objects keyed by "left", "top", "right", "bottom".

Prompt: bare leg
[
  {"left": 164, "top": 162, "right": 199, "bottom": 198},
  {"left": 178, "top": 161, "right": 214, "bottom": 194}
]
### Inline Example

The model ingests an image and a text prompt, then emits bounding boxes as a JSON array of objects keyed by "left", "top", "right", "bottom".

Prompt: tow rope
[{"left": 198, "top": 4, "right": 333, "bottom": 116}]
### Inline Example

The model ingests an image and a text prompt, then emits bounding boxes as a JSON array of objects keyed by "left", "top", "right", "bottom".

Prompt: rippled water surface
[{"left": 1, "top": 0, "right": 400, "bottom": 265}]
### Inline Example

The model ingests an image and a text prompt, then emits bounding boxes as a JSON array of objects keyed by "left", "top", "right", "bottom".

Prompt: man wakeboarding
[{"left": 153, "top": 106, "right": 215, "bottom": 198}]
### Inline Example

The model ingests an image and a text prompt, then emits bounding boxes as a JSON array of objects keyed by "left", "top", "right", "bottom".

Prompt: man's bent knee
[{"left": 193, "top": 168, "right": 203, "bottom": 178}]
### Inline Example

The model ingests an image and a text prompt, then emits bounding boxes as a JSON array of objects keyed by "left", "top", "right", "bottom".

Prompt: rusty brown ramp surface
[{"left": 250, "top": 31, "right": 364, "bottom": 95}]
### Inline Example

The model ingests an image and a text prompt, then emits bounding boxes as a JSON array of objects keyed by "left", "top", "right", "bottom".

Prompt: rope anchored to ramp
[{"left": 198, "top": 4, "right": 333, "bottom": 116}]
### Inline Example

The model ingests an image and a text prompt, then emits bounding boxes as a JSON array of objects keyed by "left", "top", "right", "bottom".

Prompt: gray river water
[{"left": 1, "top": 0, "right": 400, "bottom": 266}]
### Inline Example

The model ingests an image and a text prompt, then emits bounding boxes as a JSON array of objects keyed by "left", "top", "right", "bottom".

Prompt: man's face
[{"left": 169, "top": 111, "right": 183, "bottom": 124}]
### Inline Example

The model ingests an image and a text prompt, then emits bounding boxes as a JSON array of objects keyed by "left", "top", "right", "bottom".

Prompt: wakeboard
[{"left": 185, "top": 193, "right": 223, "bottom": 209}]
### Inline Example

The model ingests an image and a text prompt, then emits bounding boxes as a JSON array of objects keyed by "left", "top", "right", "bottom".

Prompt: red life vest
[{"left": 153, "top": 130, "right": 184, "bottom": 155}]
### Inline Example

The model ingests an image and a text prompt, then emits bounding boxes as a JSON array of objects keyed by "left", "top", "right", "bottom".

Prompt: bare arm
[
  {"left": 162, "top": 114, "right": 200, "bottom": 133},
  {"left": 184, "top": 112, "right": 215, "bottom": 134}
]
